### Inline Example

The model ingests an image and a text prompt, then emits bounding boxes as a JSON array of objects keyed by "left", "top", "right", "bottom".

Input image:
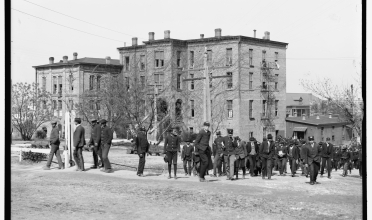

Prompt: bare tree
[{"left": 11, "top": 82, "right": 54, "bottom": 140}]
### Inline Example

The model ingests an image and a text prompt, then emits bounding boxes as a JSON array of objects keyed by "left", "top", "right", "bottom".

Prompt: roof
[
  {"left": 118, "top": 35, "right": 288, "bottom": 50},
  {"left": 33, "top": 57, "right": 122, "bottom": 68},
  {"left": 286, "top": 115, "right": 350, "bottom": 126},
  {"left": 286, "top": 93, "right": 324, "bottom": 107},
  {"left": 293, "top": 127, "right": 307, "bottom": 132}
]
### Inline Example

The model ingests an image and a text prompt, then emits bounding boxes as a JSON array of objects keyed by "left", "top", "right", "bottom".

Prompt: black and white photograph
[{"left": 5, "top": 0, "right": 367, "bottom": 219}]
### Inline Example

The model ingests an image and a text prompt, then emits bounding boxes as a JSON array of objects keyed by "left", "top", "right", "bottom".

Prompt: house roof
[
  {"left": 286, "top": 93, "right": 323, "bottom": 107},
  {"left": 33, "top": 57, "right": 122, "bottom": 68},
  {"left": 286, "top": 115, "right": 350, "bottom": 126}
]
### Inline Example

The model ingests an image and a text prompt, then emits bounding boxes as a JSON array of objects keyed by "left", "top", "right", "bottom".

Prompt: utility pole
[
  {"left": 154, "top": 87, "right": 158, "bottom": 140},
  {"left": 203, "top": 46, "right": 211, "bottom": 124}
]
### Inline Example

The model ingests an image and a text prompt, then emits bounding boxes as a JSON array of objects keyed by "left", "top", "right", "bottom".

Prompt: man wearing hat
[
  {"left": 233, "top": 136, "right": 247, "bottom": 179},
  {"left": 320, "top": 137, "right": 334, "bottom": 179},
  {"left": 100, "top": 119, "right": 113, "bottom": 173},
  {"left": 222, "top": 129, "right": 236, "bottom": 180},
  {"left": 246, "top": 137, "right": 259, "bottom": 177},
  {"left": 340, "top": 145, "right": 351, "bottom": 177},
  {"left": 43, "top": 120, "right": 63, "bottom": 170},
  {"left": 304, "top": 136, "right": 321, "bottom": 185},
  {"left": 299, "top": 139, "right": 309, "bottom": 177},
  {"left": 211, "top": 131, "right": 224, "bottom": 177},
  {"left": 276, "top": 140, "right": 288, "bottom": 176},
  {"left": 181, "top": 138, "right": 194, "bottom": 176},
  {"left": 287, "top": 140, "right": 300, "bottom": 177},
  {"left": 259, "top": 134, "right": 276, "bottom": 180},
  {"left": 42, "top": 126, "right": 48, "bottom": 137},
  {"left": 135, "top": 126, "right": 150, "bottom": 177},
  {"left": 194, "top": 122, "right": 212, "bottom": 182},
  {"left": 163, "top": 127, "right": 181, "bottom": 179},
  {"left": 73, "top": 118, "right": 86, "bottom": 171},
  {"left": 88, "top": 119, "right": 102, "bottom": 169}
]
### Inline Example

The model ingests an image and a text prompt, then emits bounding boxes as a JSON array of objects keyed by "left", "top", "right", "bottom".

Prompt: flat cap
[
  {"left": 216, "top": 131, "right": 221, "bottom": 135},
  {"left": 51, "top": 120, "right": 58, "bottom": 124},
  {"left": 249, "top": 137, "right": 255, "bottom": 141},
  {"left": 326, "top": 137, "right": 330, "bottom": 141},
  {"left": 228, "top": 130, "right": 233, "bottom": 135},
  {"left": 99, "top": 119, "right": 107, "bottom": 124},
  {"left": 267, "top": 134, "right": 273, "bottom": 139},
  {"left": 203, "top": 121, "right": 210, "bottom": 127},
  {"left": 91, "top": 119, "right": 97, "bottom": 122},
  {"left": 74, "top": 118, "right": 81, "bottom": 123},
  {"left": 308, "top": 136, "right": 314, "bottom": 141}
]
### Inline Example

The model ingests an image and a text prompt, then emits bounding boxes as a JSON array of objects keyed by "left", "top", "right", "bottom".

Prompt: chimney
[
  {"left": 200, "top": 34, "right": 204, "bottom": 39},
  {"left": 302, "top": 114, "right": 306, "bottom": 120},
  {"left": 329, "top": 112, "right": 332, "bottom": 118},
  {"left": 149, "top": 32, "right": 155, "bottom": 41},
  {"left": 73, "top": 52, "right": 78, "bottom": 60},
  {"left": 253, "top": 30, "right": 256, "bottom": 38},
  {"left": 105, "top": 56, "right": 111, "bottom": 65},
  {"left": 316, "top": 114, "right": 320, "bottom": 119},
  {"left": 132, "top": 37, "right": 138, "bottom": 46},
  {"left": 215, "top": 28, "right": 221, "bottom": 38},
  {"left": 49, "top": 57, "right": 54, "bottom": 64},
  {"left": 63, "top": 56, "right": 68, "bottom": 63},
  {"left": 264, "top": 31, "right": 270, "bottom": 40},
  {"left": 164, "top": 30, "right": 170, "bottom": 39}
]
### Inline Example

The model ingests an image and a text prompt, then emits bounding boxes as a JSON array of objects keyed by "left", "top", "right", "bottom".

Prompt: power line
[
  {"left": 12, "top": 8, "right": 123, "bottom": 43},
  {"left": 23, "top": 0, "right": 145, "bottom": 40}
]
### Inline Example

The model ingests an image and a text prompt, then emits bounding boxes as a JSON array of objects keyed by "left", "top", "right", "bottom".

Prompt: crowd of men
[{"left": 42, "top": 119, "right": 363, "bottom": 185}]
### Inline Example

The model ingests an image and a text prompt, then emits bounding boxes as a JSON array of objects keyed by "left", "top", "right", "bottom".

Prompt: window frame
[
  {"left": 176, "top": 51, "right": 182, "bottom": 68},
  {"left": 155, "top": 51, "right": 164, "bottom": 68},
  {"left": 190, "top": 73, "right": 194, "bottom": 90},
  {"left": 249, "top": 72, "right": 253, "bottom": 89},
  {"left": 189, "top": 51, "right": 194, "bottom": 68},
  {"left": 226, "top": 48, "right": 232, "bottom": 66},
  {"left": 227, "top": 100, "right": 233, "bottom": 118},
  {"left": 190, "top": 100, "right": 195, "bottom": 117},
  {"left": 140, "top": 55, "right": 146, "bottom": 71},
  {"left": 249, "top": 100, "right": 253, "bottom": 118},
  {"left": 226, "top": 72, "right": 233, "bottom": 89},
  {"left": 249, "top": 49, "right": 253, "bottom": 66},
  {"left": 275, "top": 100, "right": 279, "bottom": 116}
]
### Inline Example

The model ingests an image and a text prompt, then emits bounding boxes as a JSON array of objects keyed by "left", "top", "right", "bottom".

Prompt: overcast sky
[{"left": 11, "top": 0, "right": 362, "bottom": 94}]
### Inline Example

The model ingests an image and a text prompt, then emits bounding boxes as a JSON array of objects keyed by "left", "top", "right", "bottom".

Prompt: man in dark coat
[
  {"left": 234, "top": 137, "right": 247, "bottom": 179},
  {"left": 276, "top": 141, "right": 288, "bottom": 176},
  {"left": 181, "top": 138, "right": 193, "bottom": 176},
  {"left": 135, "top": 126, "right": 149, "bottom": 177},
  {"left": 163, "top": 127, "right": 181, "bottom": 179},
  {"left": 358, "top": 146, "right": 362, "bottom": 178},
  {"left": 259, "top": 134, "right": 275, "bottom": 180},
  {"left": 320, "top": 137, "right": 334, "bottom": 178},
  {"left": 304, "top": 136, "right": 321, "bottom": 185},
  {"left": 194, "top": 122, "right": 211, "bottom": 182},
  {"left": 191, "top": 140, "right": 200, "bottom": 176},
  {"left": 287, "top": 140, "right": 300, "bottom": 177},
  {"left": 246, "top": 137, "right": 259, "bottom": 177},
  {"left": 88, "top": 119, "right": 102, "bottom": 169},
  {"left": 340, "top": 145, "right": 351, "bottom": 177},
  {"left": 211, "top": 131, "right": 224, "bottom": 177},
  {"left": 333, "top": 147, "right": 341, "bottom": 171},
  {"left": 73, "top": 118, "right": 86, "bottom": 171},
  {"left": 43, "top": 120, "right": 63, "bottom": 170},
  {"left": 100, "top": 119, "right": 113, "bottom": 173},
  {"left": 299, "top": 139, "right": 308, "bottom": 177},
  {"left": 222, "top": 129, "right": 236, "bottom": 180}
]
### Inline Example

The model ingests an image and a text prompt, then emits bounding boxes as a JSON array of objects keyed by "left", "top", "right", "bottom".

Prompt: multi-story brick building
[
  {"left": 286, "top": 113, "right": 352, "bottom": 145},
  {"left": 118, "top": 29, "right": 288, "bottom": 141},
  {"left": 32, "top": 53, "right": 122, "bottom": 138}
]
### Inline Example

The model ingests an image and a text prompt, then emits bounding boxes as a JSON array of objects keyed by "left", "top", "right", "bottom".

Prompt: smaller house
[
  {"left": 285, "top": 113, "right": 352, "bottom": 145},
  {"left": 286, "top": 93, "right": 323, "bottom": 117}
]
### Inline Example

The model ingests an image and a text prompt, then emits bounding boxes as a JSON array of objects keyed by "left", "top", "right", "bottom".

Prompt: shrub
[
  {"left": 21, "top": 151, "right": 47, "bottom": 162},
  {"left": 35, "top": 130, "right": 46, "bottom": 139}
]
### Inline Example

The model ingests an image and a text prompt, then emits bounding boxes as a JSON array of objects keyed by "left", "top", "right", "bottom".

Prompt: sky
[{"left": 11, "top": 0, "right": 362, "bottom": 94}]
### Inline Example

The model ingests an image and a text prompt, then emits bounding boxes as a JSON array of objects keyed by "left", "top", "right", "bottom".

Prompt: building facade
[
  {"left": 286, "top": 113, "right": 352, "bottom": 146},
  {"left": 286, "top": 93, "right": 323, "bottom": 117},
  {"left": 32, "top": 54, "right": 122, "bottom": 138},
  {"left": 118, "top": 29, "right": 288, "bottom": 141}
]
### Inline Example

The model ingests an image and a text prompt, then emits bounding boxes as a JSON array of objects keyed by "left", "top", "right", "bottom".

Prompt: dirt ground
[{"left": 11, "top": 148, "right": 363, "bottom": 220}]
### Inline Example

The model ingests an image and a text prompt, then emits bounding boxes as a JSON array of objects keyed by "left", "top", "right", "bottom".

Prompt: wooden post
[
  {"left": 64, "top": 112, "right": 70, "bottom": 167},
  {"left": 19, "top": 149, "right": 22, "bottom": 162}
]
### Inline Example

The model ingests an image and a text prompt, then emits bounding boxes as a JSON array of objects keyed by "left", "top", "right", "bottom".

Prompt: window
[
  {"left": 249, "top": 49, "right": 253, "bottom": 66},
  {"left": 263, "top": 127, "right": 267, "bottom": 137},
  {"left": 189, "top": 51, "right": 194, "bottom": 68},
  {"left": 249, "top": 132, "right": 253, "bottom": 138},
  {"left": 275, "top": 100, "right": 279, "bottom": 116},
  {"left": 262, "top": 82, "right": 267, "bottom": 90},
  {"left": 96, "top": 101, "right": 100, "bottom": 111},
  {"left": 53, "top": 100, "right": 57, "bottom": 109},
  {"left": 275, "top": 82, "right": 278, "bottom": 90},
  {"left": 332, "top": 126, "right": 335, "bottom": 130},
  {"left": 275, "top": 52, "right": 278, "bottom": 62},
  {"left": 97, "top": 75, "right": 101, "bottom": 90},
  {"left": 190, "top": 100, "right": 195, "bottom": 117},
  {"left": 42, "top": 77, "right": 46, "bottom": 91},
  {"left": 69, "top": 75, "right": 74, "bottom": 91},
  {"left": 155, "top": 51, "right": 164, "bottom": 68},
  {"left": 226, "top": 72, "right": 233, "bottom": 89},
  {"left": 226, "top": 48, "right": 232, "bottom": 66},
  {"left": 125, "top": 77, "right": 130, "bottom": 91},
  {"left": 140, "top": 55, "right": 145, "bottom": 70},
  {"left": 69, "top": 100, "right": 73, "bottom": 110},
  {"left": 140, "top": 76, "right": 145, "bottom": 87},
  {"left": 190, "top": 73, "right": 194, "bottom": 90},
  {"left": 249, "top": 100, "right": 253, "bottom": 118},
  {"left": 176, "top": 74, "right": 181, "bottom": 90},
  {"left": 262, "top": 100, "right": 267, "bottom": 116},
  {"left": 321, "top": 127, "right": 324, "bottom": 135},
  {"left": 322, "top": 137, "right": 324, "bottom": 141},
  {"left": 176, "top": 51, "right": 181, "bottom": 67},
  {"left": 207, "top": 50, "right": 212, "bottom": 63},
  {"left": 58, "top": 100, "right": 62, "bottom": 110},
  {"left": 249, "top": 72, "right": 253, "bottom": 89},
  {"left": 189, "top": 127, "right": 194, "bottom": 133},
  {"left": 125, "top": 56, "right": 130, "bottom": 71},
  {"left": 332, "top": 135, "right": 335, "bottom": 141},
  {"left": 154, "top": 73, "right": 164, "bottom": 90},
  {"left": 262, "top": 50, "right": 266, "bottom": 61},
  {"left": 89, "top": 75, "right": 94, "bottom": 90},
  {"left": 58, "top": 76, "right": 62, "bottom": 94},
  {"left": 53, "top": 76, "right": 57, "bottom": 94},
  {"left": 227, "top": 100, "right": 233, "bottom": 118}
]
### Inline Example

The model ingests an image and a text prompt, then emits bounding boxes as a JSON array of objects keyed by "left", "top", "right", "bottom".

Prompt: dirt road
[{"left": 11, "top": 153, "right": 363, "bottom": 220}]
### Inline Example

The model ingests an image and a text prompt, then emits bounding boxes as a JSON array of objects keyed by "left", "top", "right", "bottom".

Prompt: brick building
[
  {"left": 32, "top": 54, "right": 122, "bottom": 138},
  {"left": 285, "top": 113, "right": 352, "bottom": 145},
  {"left": 118, "top": 29, "right": 288, "bottom": 141}
]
